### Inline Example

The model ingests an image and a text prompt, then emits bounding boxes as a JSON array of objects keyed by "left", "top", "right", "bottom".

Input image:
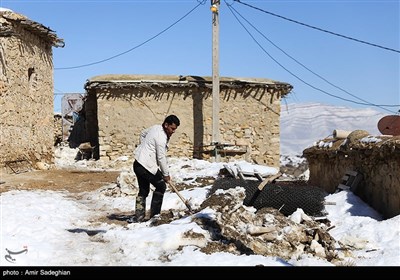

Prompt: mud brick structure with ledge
[
  {"left": 303, "top": 130, "right": 400, "bottom": 219},
  {"left": 83, "top": 74, "right": 293, "bottom": 168}
]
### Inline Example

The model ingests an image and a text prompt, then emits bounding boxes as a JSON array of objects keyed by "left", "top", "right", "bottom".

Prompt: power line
[
  {"left": 234, "top": 0, "right": 400, "bottom": 54},
  {"left": 54, "top": 1, "right": 205, "bottom": 70},
  {"left": 226, "top": 1, "right": 398, "bottom": 114},
  {"left": 51, "top": 1, "right": 397, "bottom": 113},
  {"left": 228, "top": 2, "right": 399, "bottom": 111}
]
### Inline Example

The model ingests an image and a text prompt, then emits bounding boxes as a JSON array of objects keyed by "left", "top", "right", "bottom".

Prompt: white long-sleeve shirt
[{"left": 134, "top": 124, "right": 169, "bottom": 176}]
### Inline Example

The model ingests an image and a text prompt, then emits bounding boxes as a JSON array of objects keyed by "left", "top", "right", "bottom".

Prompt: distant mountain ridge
[{"left": 280, "top": 102, "right": 387, "bottom": 156}]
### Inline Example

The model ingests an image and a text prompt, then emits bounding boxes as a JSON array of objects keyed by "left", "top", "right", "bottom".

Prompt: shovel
[{"left": 168, "top": 181, "right": 193, "bottom": 212}]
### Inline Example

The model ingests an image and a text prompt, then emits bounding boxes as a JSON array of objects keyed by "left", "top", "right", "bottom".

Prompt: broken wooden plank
[
  {"left": 5, "top": 158, "right": 32, "bottom": 174},
  {"left": 247, "top": 172, "right": 282, "bottom": 206},
  {"left": 254, "top": 172, "right": 263, "bottom": 182}
]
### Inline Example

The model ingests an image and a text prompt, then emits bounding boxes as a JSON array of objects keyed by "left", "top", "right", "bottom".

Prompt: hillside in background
[{"left": 280, "top": 102, "right": 387, "bottom": 156}]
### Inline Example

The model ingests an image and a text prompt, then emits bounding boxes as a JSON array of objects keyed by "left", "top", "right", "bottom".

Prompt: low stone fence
[{"left": 303, "top": 130, "right": 400, "bottom": 219}]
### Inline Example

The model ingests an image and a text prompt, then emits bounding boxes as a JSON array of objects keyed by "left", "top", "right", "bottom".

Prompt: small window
[
  {"left": 28, "top": 67, "right": 38, "bottom": 90},
  {"left": 28, "top": 67, "right": 35, "bottom": 80}
]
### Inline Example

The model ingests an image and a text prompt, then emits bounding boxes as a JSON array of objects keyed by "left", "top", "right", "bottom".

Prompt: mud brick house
[
  {"left": 0, "top": 8, "right": 64, "bottom": 173},
  {"left": 303, "top": 130, "right": 400, "bottom": 219},
  {"left": 83, "top": 74, "right": 293, "bottom": 168}
]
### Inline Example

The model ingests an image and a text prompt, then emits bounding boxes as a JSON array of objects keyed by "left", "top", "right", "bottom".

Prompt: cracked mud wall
[{"left": 0, "top": 22, "right": 55, "bottom": 171}]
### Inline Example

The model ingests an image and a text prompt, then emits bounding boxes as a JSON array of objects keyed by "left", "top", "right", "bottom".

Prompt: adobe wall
[
  {"left": 0, "top": 24, "right": 54, "bottom": 172},
  {"left": 88, "top": 85, "right": 283, "bottom": 168},
  {"left": 303, "top": 132, "right": 400, "bottom": 219}
]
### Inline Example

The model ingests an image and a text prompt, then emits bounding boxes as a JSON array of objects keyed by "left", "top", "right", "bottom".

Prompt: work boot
[
  {"left": 135, "top": 196, "right": 146, "bottom": 222},
  {"left": 150, "top": 192, "right": 164, "bottom": 218}
]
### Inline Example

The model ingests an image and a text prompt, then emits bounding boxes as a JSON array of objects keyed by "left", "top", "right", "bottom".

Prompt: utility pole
[{"left": 211, "top": 0, "right": 220, "bottom": 162}]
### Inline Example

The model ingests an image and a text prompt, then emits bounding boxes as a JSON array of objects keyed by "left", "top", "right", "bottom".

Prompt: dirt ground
[{"left": 0, "top": 169, "right": 120, "bottom": 194}]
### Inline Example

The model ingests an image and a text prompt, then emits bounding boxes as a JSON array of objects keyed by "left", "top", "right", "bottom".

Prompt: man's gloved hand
[{"left": 163, "top": 175, "right": 171, "bottom": 183}]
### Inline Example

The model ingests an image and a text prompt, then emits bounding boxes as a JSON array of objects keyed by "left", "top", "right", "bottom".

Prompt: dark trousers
[{"left": 133, "top": 160, "right": 166, "bottom": 197}]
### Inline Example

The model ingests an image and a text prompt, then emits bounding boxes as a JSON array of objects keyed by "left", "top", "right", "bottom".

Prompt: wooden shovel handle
[{"left": 168, "top": 182, "right": 192, "bottom": 211}]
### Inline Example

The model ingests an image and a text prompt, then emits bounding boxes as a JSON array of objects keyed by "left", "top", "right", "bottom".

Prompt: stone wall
[
  {"left": 0, "top": 17, "right": 55, "bottom": 172},
  {"left": 303, "top": 132, "right": 400, "bottom": 219},
  {"left": 85, "top": 77, "right": 289, "bottom": 168}
]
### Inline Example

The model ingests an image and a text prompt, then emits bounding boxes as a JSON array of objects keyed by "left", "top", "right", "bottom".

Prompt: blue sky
[{"left": 2, "top": 0, "right": 399, "bottom": 113}]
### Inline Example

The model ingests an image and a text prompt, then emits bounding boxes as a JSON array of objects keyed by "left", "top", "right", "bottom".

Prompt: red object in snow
[{"left": 378, "top": 115, "right": 400, "bottom": 136}]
